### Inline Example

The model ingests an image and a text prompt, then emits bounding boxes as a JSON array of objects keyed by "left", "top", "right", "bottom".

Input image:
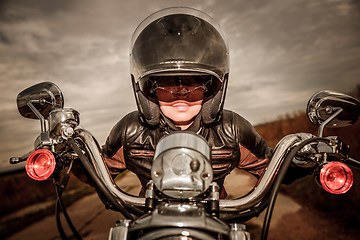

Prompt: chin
[
  {"left": 159, "top": 103, "right": 202, "bottom": 125},
  {"left": 171, "top": 113, "right": 195, "bottom": 123}
]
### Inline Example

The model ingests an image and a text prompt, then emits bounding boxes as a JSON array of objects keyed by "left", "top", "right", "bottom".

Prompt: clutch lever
[{"left": 9, "top": 150, "right": 33, "bottom": 164}]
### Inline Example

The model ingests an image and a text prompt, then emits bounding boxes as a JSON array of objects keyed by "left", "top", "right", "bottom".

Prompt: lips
[{"left": 172, "top": 102, "right": 190, "bottom": 112}]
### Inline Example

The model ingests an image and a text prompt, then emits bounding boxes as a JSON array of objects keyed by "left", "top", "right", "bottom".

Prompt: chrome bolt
[{"left": 62, "top": 127, "right": 74, "bottom": 138}]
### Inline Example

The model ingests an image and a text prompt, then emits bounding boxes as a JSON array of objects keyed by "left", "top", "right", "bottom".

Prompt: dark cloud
[
  {"left": 1, "top": 0, "right": 74, "bottom": 16},
  {"left": 222, "top": 0, "right": 360, "bottom": 120},
  {"left": 0, "top": 31, "right": 10, "bottom": 44},
  {"left": 1, "top": 0, "right": 360, "bottom": 169}
]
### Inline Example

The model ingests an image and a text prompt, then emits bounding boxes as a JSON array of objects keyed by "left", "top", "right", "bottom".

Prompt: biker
[{"left": 99, "top": 7, "right": 273, "bottom": 198}]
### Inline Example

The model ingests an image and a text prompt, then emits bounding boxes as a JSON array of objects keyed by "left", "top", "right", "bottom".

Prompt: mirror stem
[
  {"left": 28, "top": 100, "right": 47, "bottom": 132},
  {"left": 318, "top": 108, "right": 343, "bottom": 137}
]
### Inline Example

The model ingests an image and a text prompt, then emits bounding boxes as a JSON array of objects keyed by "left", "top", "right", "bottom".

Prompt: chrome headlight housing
[{"left": 151, "top": 131, "right": 213, "bottom": 199}]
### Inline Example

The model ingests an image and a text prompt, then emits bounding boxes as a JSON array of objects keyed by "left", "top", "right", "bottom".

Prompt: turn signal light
[
  {"left": 319, "top": 161, "right": 353, "bottom": 194},
  {"left": 26, "top": 149, "right": 56, "bottom": 181}
]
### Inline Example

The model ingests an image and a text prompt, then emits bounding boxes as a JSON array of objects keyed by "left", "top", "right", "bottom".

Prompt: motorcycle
[{"left": 10, "top": 82, "right": 360, "bottom": 240}]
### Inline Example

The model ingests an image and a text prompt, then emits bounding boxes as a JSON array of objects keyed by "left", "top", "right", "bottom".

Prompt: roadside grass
[
  {"left": 0, "top": 170, "right": 129, "bottom": 239},
  {"left": 0, "top": 172, "right": 94, "bottom": 239}
]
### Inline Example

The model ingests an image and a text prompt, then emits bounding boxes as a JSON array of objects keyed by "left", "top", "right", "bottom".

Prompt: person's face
[{"left": 154, "top": 76, "right": 206, "bottom": 126}]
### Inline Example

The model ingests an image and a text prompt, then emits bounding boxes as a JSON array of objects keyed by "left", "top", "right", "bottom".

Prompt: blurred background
[{"left": 0, "top": 0, "right": 360, "bottom": 239}]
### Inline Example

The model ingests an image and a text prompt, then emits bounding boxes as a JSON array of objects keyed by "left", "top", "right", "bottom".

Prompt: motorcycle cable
[
  {"left": 261, "top": 137, "right": 330, "bottom": 240},
  {"left": 55, "top": 186, "right": 83, "bottom": 240},
  {"left": 67, "top": 138, "right": 134, "bottom": 220},
  {"left": 55, "top": 192, "right": 69, "bottom": 240},
  {"left": 54, "top": 159, "right": 83, "bottom": 240}
]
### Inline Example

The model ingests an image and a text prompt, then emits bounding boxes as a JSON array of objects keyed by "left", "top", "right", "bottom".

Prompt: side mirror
[
  {"left": 17, "top": 82, "right": 64, "bottom": 120},
  {"left": 307, "top": 90, "right": 360, "bottom": 129}
]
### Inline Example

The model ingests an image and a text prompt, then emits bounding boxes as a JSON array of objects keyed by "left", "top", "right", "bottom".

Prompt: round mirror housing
[
  {"left": 17, "top": 82, "right": 64, "bottom": 120},
  {"left": 307, "top": 90, "right": 360, "bottom": 128}
]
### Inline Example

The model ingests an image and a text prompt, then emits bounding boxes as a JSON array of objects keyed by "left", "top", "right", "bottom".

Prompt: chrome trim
[
  {"left": 152, "top": 132, "right": 212, "bottom": 199},
  {"left": 317, "top": 108, "right": 343, "bottom": 137},
  {"left": 154, "top": 131, "right": 210, "bottom": 160},
  {"left": 74, "top": 128, "right": 304, "bottom": 211},
  {"left": 219, "top": 134, "right": 300, "bottom": 211},
  {"left": 75, "top": 128, "right": 146, "bottom": 207}
]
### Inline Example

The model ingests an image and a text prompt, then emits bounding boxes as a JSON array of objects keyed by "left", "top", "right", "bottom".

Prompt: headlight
[{"left": 151, "top": 131, "right": 212, "bottom": 199}]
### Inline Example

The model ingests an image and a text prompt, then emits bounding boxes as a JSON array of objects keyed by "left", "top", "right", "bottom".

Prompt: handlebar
[
  {"left": 74, "top": 128, "right": 146, "bottom": 208},
  {"left": 219, "top": 134, "right": 300, "bottom": 211},
  {"left": 77, "top": 128, "right": 305, "bottom": 212}
]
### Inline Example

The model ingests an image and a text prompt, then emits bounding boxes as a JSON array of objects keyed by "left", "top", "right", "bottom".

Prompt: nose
[{"left": 173, "top": 87, "right": 189, "bottom": 97}]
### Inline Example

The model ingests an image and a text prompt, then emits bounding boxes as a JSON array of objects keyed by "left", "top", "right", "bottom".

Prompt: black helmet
[{"left": 130, "top": 7, "right": 229, "bottom": 126}]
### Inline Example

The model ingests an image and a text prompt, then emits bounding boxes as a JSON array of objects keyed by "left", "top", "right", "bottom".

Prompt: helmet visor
[{"left": 141, "top": 75, "right": 221, "bottom": 101}]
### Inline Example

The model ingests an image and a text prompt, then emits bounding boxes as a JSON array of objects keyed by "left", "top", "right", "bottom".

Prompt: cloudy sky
[{"left": 0, "top": 0, "right": 359, "bottom": 169}]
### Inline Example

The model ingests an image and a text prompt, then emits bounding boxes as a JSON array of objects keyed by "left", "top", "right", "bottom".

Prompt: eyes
[
  {"left": 154, "top": 85, "right": 206, "bottom": 102},
  {"left": 149, "top": 75, "right": 211, "bottom": 102}
]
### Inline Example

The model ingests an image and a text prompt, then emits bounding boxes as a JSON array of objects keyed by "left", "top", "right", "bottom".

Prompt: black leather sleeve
[
  {"left": 101, "top": 111, "right": 141, "bottom": 177},
  {"left": 230, "top": 111, "right": 272, "bottom": 177}
]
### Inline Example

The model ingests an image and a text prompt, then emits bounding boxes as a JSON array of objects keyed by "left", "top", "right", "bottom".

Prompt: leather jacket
[{"left": 102, "top": 109, "right": 272, "bottom": 198}]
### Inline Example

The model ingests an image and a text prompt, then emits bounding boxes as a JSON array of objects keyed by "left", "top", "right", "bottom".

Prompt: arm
[
  {"left": 236, "top": 117, "right": 314, "bottom": 183},
  {"left": 101, "top": 112, "right": 140, "bottom": 179},
  {"left": 234, "top": 113, "right": 272, "bottom": 178},
  {"left": 71, "top": 118, "right": 128, "bottom": 184}
]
